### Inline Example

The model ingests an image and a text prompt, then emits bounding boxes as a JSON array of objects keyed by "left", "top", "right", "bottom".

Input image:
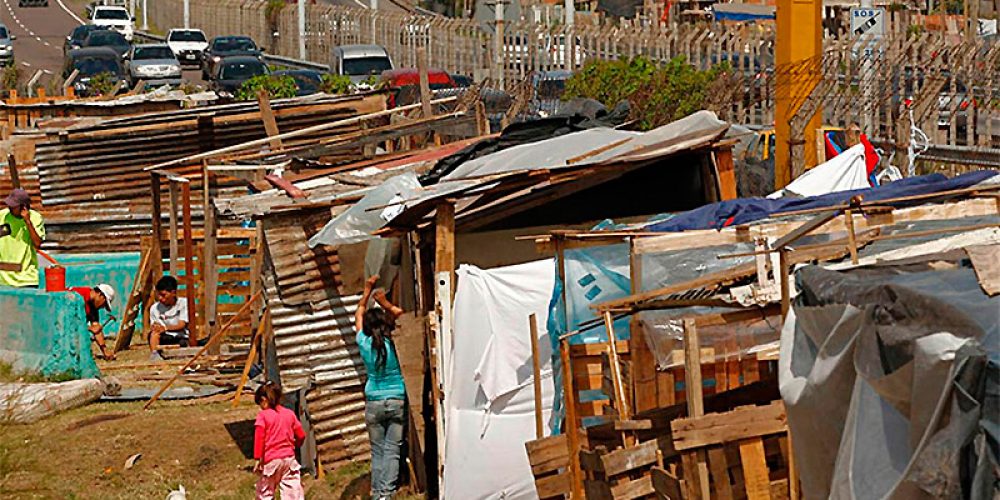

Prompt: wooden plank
[
  {"left": 671, "top": 401, "right": 787, "bottom": 451},
  {"left": 610, "top": 476, "right": 654, "bottom": 499},
  {"left": 535, "top": 471, "right": 571, "bottom": 499},
  {"left": 526, "top": 434, "right": 569, "bottom": 475},
  {"left": 650, "top": 466, "right": 683, "bottom": 499},
  {"left": 680, "top": 451, "right": 706, "bottom": 500},
  {"left": 708, "top": 446, "right": 735, "bottom": 500},
  {"left": 599, "top": 436, "right": 667, "bottom": 477},
  {"left": 417, "top": 48, "right": 433, "bottom": 119},
  {"left": 560, "top": 338, "right": 583, "bottom": 498},
  {"left": 967, "top": 245, "right": 1000, "bottom": 296},
  {"left": 714, "top": 147, "right": 738, "bottom": 201},
  {"left": 570, "top": 341, "right": 630, "bottom": 356},
  {"left": 738, "top": 438, "right": 772, "bottom": 500},
  {"left": 181, "top": 181, "right": 197, "bottom": 343},
  {"left": 683, "top": 319, "right": 704, "bottom": 418},
  {"left": 529, "top": 313, "right": 544, "bottom": 439},
  {"left": 168, "top": 182, "right": 179, "bottom": 276},
  {"left": 256, "top": 90, "right": 283, "bottom": 151}
]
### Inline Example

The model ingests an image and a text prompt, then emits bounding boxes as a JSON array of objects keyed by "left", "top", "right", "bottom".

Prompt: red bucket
[{"left": 45, "top": 265, "right": 66, "bottom": 292}]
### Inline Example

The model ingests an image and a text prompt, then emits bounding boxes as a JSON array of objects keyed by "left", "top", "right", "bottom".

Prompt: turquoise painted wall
[
  {"left": 41, "top": 252, "right": 141, "bottom": 337},
  {"left": 0, "top": 287, "right": 100, "bottom": 379}
]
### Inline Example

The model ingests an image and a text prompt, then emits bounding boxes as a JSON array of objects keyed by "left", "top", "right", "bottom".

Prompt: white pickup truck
[{"left": 90, "top": 5, "right": 134, "bottom": 42}]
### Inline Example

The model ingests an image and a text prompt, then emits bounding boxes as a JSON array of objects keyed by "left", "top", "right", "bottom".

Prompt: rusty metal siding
[{"left": 262, "top": 208, "right": 371, "bottom": 469}]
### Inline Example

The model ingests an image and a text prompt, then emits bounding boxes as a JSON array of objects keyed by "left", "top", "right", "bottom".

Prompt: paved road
[{"left": 0, "top": 0, "right": 81, "bottom": 83}]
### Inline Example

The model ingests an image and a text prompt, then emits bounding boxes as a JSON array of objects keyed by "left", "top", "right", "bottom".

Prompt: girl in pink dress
[{"left": 253, "top": 382, "right": 306, "bottom": 500}]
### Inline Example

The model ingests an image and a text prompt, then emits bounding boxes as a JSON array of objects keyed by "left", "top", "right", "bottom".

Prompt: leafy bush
[
  {"left": 1, "top": 64, "right": 19, "bottom": 92},
  {"left": 88, "top": 72, "right": 118, "bottom": 96},
  {"left": 563, "top": 56, "right": 737, "bottom": 130},
  {"left": 320, "top": 74, "right": 352, "bottom": 95},
  {"left": 235, "top": 74, "right": 297, "bottom": 101}
]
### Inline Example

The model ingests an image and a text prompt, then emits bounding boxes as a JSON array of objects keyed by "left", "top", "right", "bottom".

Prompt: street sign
[
  {"left": 850, "top": 7, "right": 886, "bottom": 37},
  {"left": 850, "top": 7, "right": 886, "bottom": 58}
]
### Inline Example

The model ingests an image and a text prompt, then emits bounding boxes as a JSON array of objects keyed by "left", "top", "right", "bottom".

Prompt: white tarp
[
  {"left": 443, "top": 260, "right": 556, "bottom": 500},
  {"left": 769, "top": 143, "right": 871, "bottom": 198}
]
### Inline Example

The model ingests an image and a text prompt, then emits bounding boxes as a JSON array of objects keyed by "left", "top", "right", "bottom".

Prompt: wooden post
[
  {"left": 603, "top": 310, "right": 629, "bottom": 419},
  {"left": 149, "top": 172, "right": 163, "bottom": 281},
  {"left": 256, "top": 89, "right": 283, "bottom": 151},
  {"left": 432, "top": 201, "right": 456, "bottom": 487},
  {"left": 682, "top": 318, "right": 710, "bottom": 499},
  {"left": 168, "top": 182, "right": 180, "bottom": 276},
  {"left": 779, "top": 248, "right": 791, "bottom": 319},
  {"left": 713, "top": 147, "right": 738, "bottom": 200},
  {"left": 844, "top": 208, "right": 859, "bottom": 265},
  {"left": 555, "top": 237, "right": 584, "bottom": 500},
  {"left": 417, "top": 47, "right": 432, "bottom": 119},
  {"left": 181, "top": 181, "right": 198, "bottom": 343},
  {"left": 6, "top": 154, "right": 20, "bottom": 189},
  {"left": 202, "top": 162, "right": 219, "bottom": 349},
  {"left": 559, "top": 338, "right": 583, "bottom": 500},
  {"left": 529, "top": 313, "right": 544, "bottom": 439}
]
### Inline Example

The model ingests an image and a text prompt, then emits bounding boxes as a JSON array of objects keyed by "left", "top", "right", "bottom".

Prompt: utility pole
[
  {"left": 370, "top": 0, "right": 378, "bottom": 44},
  {"left": 298, "top": 0, "right": 307, "bottom": 60},
  {"left": 494, "top": 0, "right": 506, "bottom": 87},
  {"left": 183, "top": 0, "right": 190, "bottom": 29}
]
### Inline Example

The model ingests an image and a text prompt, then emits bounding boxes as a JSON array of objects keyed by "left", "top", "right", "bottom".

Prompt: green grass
[{"left": 0, "top": 361, "right": 75, "bottom": 384}]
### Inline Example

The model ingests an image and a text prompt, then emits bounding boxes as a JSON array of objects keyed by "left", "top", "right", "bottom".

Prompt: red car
[{"left": 381, "top": 68, "right": 458, "bottom": 108}]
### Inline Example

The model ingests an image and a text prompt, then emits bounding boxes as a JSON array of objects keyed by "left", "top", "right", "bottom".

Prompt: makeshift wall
[
  {"left": 443, "top": 260, "right": 556, "bottom": 500},
  {"left": 0, "top": 287, "right": 100, "bottom": 379}
]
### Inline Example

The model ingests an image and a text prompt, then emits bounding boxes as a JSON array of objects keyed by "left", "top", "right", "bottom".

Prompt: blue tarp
[
  {"left": 645, "top": 171, "right": 997, "bottom": 233},
  {"left": 713, "top": 10, "right": 774, "bottom": 21}
]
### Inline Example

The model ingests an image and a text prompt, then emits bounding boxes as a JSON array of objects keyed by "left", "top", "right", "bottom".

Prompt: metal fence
[{"left": 146, "top": 0, "right": 998, "bottom": 158}]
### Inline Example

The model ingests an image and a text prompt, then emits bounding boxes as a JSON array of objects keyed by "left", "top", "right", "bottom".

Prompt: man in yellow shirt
[{"left": 0, "top": 189, "right": 45, "bottom": 287}]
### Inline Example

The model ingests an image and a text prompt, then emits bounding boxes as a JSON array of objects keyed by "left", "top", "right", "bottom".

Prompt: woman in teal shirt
[{"left": 355, "top": 275, "right": 406, "bottom": 500}]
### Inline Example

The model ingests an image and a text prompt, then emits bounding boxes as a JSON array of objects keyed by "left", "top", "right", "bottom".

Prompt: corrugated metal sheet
[
  {"left": 261, "top": 208, "right": 371, "bottom": 469},
  {"left": 30, "top": 93, "right": 384, "bottom": 252}
]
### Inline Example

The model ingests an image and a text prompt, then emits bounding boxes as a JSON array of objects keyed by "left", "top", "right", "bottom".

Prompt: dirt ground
[{"left": 0, "top": 348, "right": 419, "bottom": 499}]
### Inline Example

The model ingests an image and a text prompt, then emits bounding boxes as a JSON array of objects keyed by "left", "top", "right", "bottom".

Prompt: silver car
[
  {"left": 0, "top": 24, "right": 16, "bottom": 66},
  {"left": 125, "top": 44, "right": 182, "bottom": 88}
]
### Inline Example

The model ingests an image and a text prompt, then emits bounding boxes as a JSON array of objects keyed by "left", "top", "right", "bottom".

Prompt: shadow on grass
[{"left": 224, "top": 419, "right": 256, "bottom": 460}]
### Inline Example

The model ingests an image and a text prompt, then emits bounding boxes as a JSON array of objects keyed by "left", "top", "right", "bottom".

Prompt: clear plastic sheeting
[
  {"left": 780, "top": 263, "right": 999, "bottom": 499},
  {"left": 638, "top": 309, "right": 782, "bottom": 370},
  {"left": 307, "top": 172, "right": 421, "bottom": 248}
]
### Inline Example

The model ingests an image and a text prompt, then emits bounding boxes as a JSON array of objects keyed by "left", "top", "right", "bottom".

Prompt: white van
[{"left": 332, "top": 44, "right": 393, "bottom": 85}]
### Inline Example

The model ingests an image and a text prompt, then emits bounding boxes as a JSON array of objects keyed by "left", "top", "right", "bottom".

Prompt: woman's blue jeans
[{"left": 365, "top": 398, "right": 405, "bottom": 498}]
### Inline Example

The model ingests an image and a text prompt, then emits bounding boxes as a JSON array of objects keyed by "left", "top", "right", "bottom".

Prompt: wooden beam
[
  {"left": 434, "top": 202, "right": 456, "bottom": 294},
  {"left": 202, "top": 163, "right": 219, "bottom": 348},
  {"left": 560, "top": 338, "right": 584, "bottom": 500},
  {"left": 232, "top": 309, "right": 269, "bottom": 407},
  {"left": 181, "top": 181, "right": 197, "bottom": 343},
  {"left": 168, "top": 182, "right": 180, "bottom": 276},
  {"left": 714, "top": 147, "right": 738, "bottom": 200},
  {"left": 417, "top": 48, "right": 432, "bottom": 119},
  {"left": 256, "top": 89, "right": 283, "bottom": 151},
  {"left": 6, "top": 154, "right": 20, "bottom": 190},
  {"left": 149, "top": 172, "right": 163, "bottom": 281},
  {"left": 529, "top": 313, "right": 544, "bottom": 440},
  {"left": 682, "top": 317, "right": 710, "bottom": 500}
]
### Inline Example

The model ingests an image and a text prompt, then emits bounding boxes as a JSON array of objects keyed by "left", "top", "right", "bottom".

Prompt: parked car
[
  {"left": 529, "top": 70, "right": 572, "bottom": 117},
  {"left": 272, "top": 69, "right": 323, "bottom": 96},
  {"left": 65, "top": 25, "right": 102, "bottom": 55},
  {"left": 201, "top": 36, "right": 262, "bottom": 80},
  {"left": 166, "top": 29, "right": 208, "bottom": 67},
  {"left": 332, "top": 44, "right": 393, "bottom": 85},
  {"left": 0, "top": 24, "right": 15, "bottom": 67},
  {"left": 451, "top": 74, "right": 473, "bottom": 88},
  {"left": 209, "top": 56, "right": 268, "bottom": 98},
  {"left": 63, "top": 47, "right": 127, "bottom": 96},
  {"left": 125, "top": 44, "right": 182, "bottom": 88},
  {"left": 82, "top": 29, "right": 129, "bottom": 59},
  {"left": 18, "top": 0, "right": 48, "bottom": 6},
  {"left": 89, "top": 5, "right": 134, "bottom": 42},
  {"left": 380, "top": 67, "right": 457, "bottom": 108}
]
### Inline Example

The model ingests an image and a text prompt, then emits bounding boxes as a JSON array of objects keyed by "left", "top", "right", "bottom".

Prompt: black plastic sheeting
[
  {"left": 781, "top": 260, "right": 998, "bottom": 499},
  {"left": 419, "top": 99, "right": 630, "bottom": 185}
]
